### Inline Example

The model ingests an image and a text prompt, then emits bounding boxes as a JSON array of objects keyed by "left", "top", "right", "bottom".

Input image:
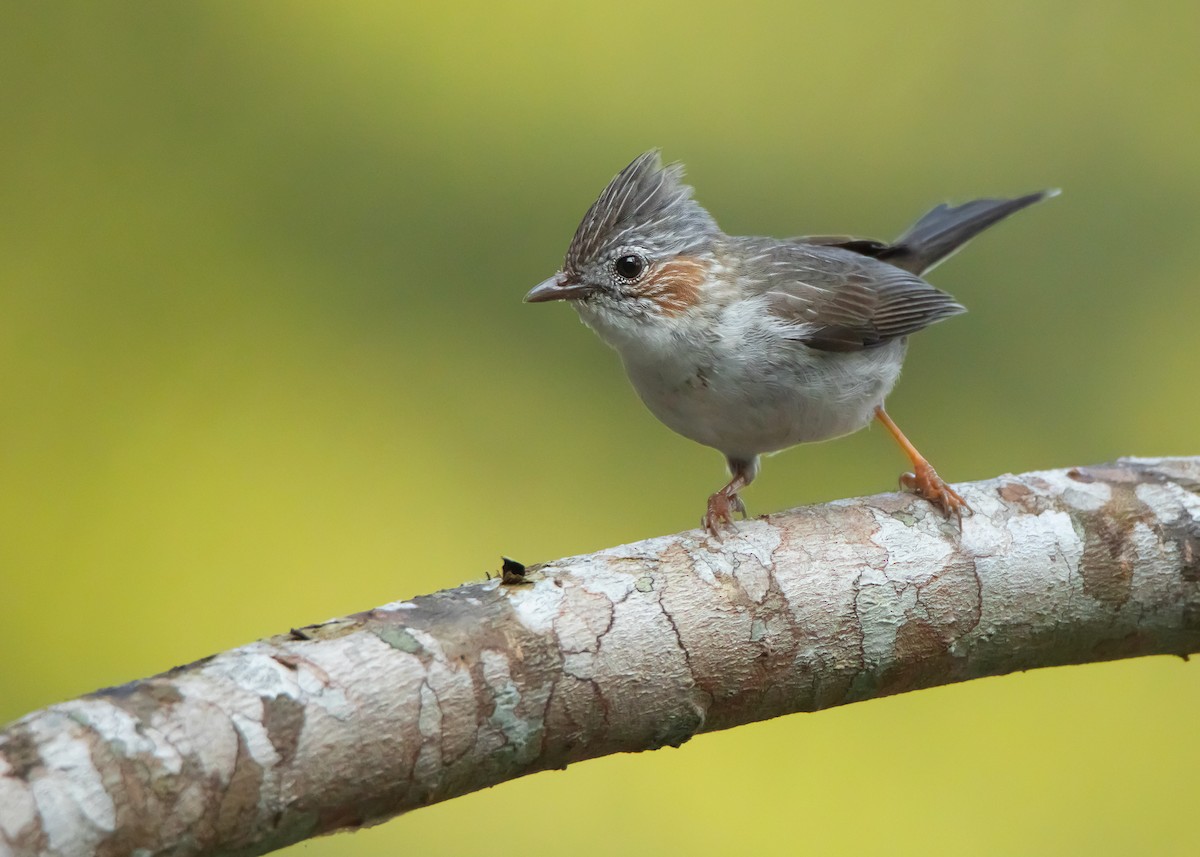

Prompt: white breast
[{"left": 583, "top": 297, "right": 907, "bottom": 460}]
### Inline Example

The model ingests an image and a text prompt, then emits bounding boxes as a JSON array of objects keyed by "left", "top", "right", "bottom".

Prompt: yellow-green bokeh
[{"left": 2, "top": 3, "right": 1198, "bottom": 855}]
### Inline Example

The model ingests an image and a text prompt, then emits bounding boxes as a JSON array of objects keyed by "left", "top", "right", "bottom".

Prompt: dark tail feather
[{"left": 879, "top": 189, "right": 1059, "bottom": 274}]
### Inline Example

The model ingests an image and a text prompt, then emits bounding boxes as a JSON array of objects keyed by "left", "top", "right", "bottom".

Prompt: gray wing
[{"left": 746, "top": 241, "right": 966, "bottom": 353}]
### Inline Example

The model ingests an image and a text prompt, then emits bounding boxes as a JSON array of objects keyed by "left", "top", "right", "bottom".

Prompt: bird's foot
[
  {"left": 900, "top": 463, "right": 972, "bottom": 521},
  {"left": 703, "top": 491, "right": 746, "bottom": 539}
]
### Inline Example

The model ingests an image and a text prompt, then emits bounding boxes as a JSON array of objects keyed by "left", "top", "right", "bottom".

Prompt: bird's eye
[{"left": 613, "top": 254, "right": 646, "bottom": 281}]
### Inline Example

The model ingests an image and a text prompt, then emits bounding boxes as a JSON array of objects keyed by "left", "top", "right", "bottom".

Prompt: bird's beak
[{"left": 524, "top": 273, "right": 594, "bottom": 303}]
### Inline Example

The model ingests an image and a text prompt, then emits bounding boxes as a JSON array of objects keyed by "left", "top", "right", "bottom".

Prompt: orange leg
[{"left": 874, "top": 406, "right": 971, "bottom": 520}]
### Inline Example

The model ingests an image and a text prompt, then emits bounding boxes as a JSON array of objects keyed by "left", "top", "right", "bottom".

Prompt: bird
[{"left": 526, "top": 150, "right": 1055, "bottom": 537}]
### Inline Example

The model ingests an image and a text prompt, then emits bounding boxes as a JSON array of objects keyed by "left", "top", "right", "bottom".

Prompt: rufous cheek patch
[{"left": 640, "top": 257, "right": 710, "bottom": 315}]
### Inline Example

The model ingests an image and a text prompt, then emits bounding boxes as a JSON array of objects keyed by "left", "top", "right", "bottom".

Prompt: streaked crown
[{"left": 565, "top": 150, "right": 719, "bottom": 273}]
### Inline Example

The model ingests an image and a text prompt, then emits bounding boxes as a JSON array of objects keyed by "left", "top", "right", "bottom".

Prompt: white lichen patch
[
  {"left": 285, "top": 637, "right": 399, "bottom": 722},
  {"left": 1136, "top": 480, "right": 1200, "bottom": 521},
  {"left": 153, "top": 693, "right": 240, "bottom": 784},
  {"left": 1050, "top": 471, "right": 1112, "bottom": 510},
  {"left": 683, "top": 523, "right": 783, "bottom": 584},
  {"left": 0, "top": 772, "right": 37, "bottom": 841},
  {"left": 562, "top": 651, "right": 596, "bottom": 680},
  {"left": 28, "top": 712, "right": 116, "bottom": 849},
  {"left": 958, "top": 504, "right": 1016, "bottom": 557},
  {"left": 508, "top": 577, "right": 566, "bottom": 635},
  {"left": 554, "top": 599, "right": 611, "bottom": 655},
  {"left": 59, "top": 699, "right": 179, "bottom": 773},
  {"left": 975, "top": 510, "right": 1079, "bottom": 631},
  {"left": 231, "top": 710, "right": 282, "bottom": 769},
  {"left": 870, "top": 512, "right": 953, "bottom": 584},
  {"left": 856, "top": 565, "right": 920, "bottom": 666},
  {"left": 577, "top": 564, "right": 636, "bottom": 603},
  {"left": 683, "top": 551, "right": 723, "bottom": 586},
  {"left": 729, "top": 523, "right": 782, "bottom": 603},
  {"left": 732, "top": 561, "right": 769, "bottom": 603},
  {"left": 297, "top": 633, "right": 410, "bottom": 720},
  {"left": 1130, "top": 520, "right": 1174, "bottom": 596},
  {"left": 729, "top": 521, "right": 782, "bottom": 566},
  {"left": 200, "top": 648, "right": 301, "bottom": 703}
]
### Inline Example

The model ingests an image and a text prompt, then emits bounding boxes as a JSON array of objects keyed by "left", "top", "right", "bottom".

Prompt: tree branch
[{"left": 3, "top": 457, "right": 1199, "bottom": 857}]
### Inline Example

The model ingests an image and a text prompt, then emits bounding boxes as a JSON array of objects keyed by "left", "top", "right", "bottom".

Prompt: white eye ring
[{"left": 612, "top": 251, "right": 648, "bottom": 282}]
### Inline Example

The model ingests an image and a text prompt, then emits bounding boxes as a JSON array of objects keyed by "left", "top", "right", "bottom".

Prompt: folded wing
[{"left": 754, "top": 245, "right": 965, "bottom": 352}]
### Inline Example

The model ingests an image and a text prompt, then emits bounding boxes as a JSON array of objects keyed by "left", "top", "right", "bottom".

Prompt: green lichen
[
  {"left": 374, "top": 626, "right": 424, "bottom": 654},
  {"left": 488, "top": 678, "right": 542, "bottom": 765}
]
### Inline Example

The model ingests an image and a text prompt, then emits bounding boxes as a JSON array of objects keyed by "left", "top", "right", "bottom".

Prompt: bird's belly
[{"left": 624, "top": 343, "right": 905, "bottom": 459}]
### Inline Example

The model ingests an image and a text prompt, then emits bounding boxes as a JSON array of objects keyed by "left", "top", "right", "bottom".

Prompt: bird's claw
[
  {"left": 703, "top": 491, "right": 746, "bottom": 539},
  {"left": 900, "top": 463, "right": 973, "bottom": 522}
]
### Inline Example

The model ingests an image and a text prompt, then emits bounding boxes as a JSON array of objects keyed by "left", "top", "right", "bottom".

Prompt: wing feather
[{"left": 748, "top": 242, "right": 965, "bottom": 352}]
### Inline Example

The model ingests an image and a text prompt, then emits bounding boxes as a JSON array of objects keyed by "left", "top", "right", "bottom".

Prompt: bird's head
[{"left": 526, "top": 150, "right": 722, "bottom": 340}]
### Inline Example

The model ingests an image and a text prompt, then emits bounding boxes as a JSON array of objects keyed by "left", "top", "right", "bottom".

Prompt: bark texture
[{"left": 3, "top": 457, "right": 1199, "bottom": 857}]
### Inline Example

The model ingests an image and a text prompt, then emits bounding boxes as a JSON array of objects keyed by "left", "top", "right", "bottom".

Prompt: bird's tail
[{"left": 879, "top": 189, "right": 1060, "bottom": 274}]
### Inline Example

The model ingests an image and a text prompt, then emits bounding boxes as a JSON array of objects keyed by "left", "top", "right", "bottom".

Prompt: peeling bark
[{"left": 3, "top": 457, "right": 1199, "bottom": 857}]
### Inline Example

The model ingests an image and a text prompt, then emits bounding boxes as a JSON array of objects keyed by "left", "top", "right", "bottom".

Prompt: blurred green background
[{"left": 2, "top": 2, "right": 1198, "bottom": 855}]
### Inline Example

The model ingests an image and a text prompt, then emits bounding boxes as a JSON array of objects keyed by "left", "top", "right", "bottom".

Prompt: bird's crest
[{"left": 565, "top": 150, "right": 718, "bottom": 271}]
